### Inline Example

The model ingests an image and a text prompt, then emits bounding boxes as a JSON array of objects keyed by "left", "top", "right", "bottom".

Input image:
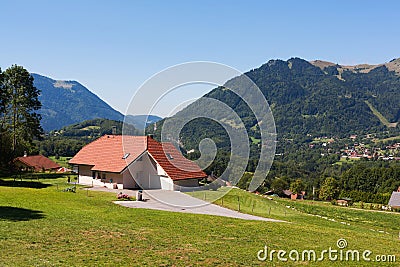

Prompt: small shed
[{"left": 14, "top": 155, "right": 60, "bottom": 172}]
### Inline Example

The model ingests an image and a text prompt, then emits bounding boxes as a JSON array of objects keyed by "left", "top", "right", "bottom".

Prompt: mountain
[
  {"left": 310, "top": 58, "right": 400, "bottom": 76},
  {"left": 32, "top": 74, "right": 124, "bottom": 131},
  {"left": 124, "top": 114, "right": 162, "bottom": 130},
  {"left": 149, "top": 57, "right": 400, "bottom": 150}
]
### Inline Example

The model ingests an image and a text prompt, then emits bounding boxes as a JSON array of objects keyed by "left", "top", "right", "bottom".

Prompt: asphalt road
[{"left": 113, "top": 189, "right": 284, "bottom": 222}]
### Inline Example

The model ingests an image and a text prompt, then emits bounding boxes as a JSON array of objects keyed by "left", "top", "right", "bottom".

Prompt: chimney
[
  {"left": 112, "top": 126, "right": 117, "bottom": 135},
  {"left": 23, "top": 151, "right": 27, "bottom": 157},
  {"left": 147, "top": 134, "right": 154, "bottom": 139}
]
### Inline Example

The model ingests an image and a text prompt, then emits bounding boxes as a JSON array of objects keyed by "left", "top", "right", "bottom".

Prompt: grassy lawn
[
  {"left": 365, "top": 100, "right": 398, "bottom": 128},
  {"left": 0, "top": 176, "right": 399, "bottom": 266},
  {"left": 49, "top": 156, "right": 71, "bottom": 168},
  {"left": 334, "top": 156, "right": 360, "bottom": 166},
  {"left": 311, "top": 138, "right": 334, "bottom": 144},
  {"left": 375, "top": 135, "right": 400, "bottom": 143}
]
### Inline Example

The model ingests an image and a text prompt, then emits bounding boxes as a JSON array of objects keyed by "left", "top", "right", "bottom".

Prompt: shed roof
[{"left": 14, "top": 155, "right": 60, "bottom": 171}]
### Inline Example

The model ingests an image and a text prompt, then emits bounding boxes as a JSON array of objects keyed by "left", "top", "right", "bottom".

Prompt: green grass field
[
  {"left": 0, "top": 176, "right": 399, "bottom": 266},
  {"left": 334, "top": 156, "right": 360, "bottom": 166},
  {"left": 48, "top": 156, "right": 71, "bottom": 168},
  {"left": 365, "top": 100, "right": 398, "bottom": 128},
  {"left": 375, "top": 135, "right": 400, "bottom": 143}
]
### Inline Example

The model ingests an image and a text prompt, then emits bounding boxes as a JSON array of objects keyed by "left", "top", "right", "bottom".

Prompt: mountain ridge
[
  {"left": 149, "top": 57, "right": 400, "bottom": 153},
  {"left": 33, "top": 73, "right": 124, "bottom": 131},
  {"left": 32, "top": 74, "right": 163, "bottom": 131},
  {"left": 310, "top": 58, "right": 400, "bottom": 75}
]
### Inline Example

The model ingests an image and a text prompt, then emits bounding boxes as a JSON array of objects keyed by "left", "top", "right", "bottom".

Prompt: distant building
[
  {"left": 282, "top": 189, "right": 306, "bottom": 200},
  {"left": 388, "top": 187, "right": 400, "bottom": 209},
  {"left": 13, "top": 155, "right": 60, "bottom": 172}
]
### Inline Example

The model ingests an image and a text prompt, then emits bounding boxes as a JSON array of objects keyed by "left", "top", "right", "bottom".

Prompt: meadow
[{"left": 0, "top": 175, "right": 399, "bottom": 266}]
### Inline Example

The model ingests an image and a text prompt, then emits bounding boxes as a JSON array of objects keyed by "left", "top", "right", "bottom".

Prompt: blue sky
[{"left": 1, "top": 0, "right": 399, "bottom": 116}]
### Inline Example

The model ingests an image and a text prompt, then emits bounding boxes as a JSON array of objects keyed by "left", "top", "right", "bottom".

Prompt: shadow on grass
[
  {"left": 19, "top": 173, "right": 75, "bottom": 180},
  {"left": 0, "top": 206, "right": 45, "bottom": 221},
  {"left": 0, "top": 179, "right": 51, "bottom": 189}
]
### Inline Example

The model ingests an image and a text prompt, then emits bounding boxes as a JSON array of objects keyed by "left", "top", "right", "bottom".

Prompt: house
[
  {"left": 13, "top": 155, "right": 61, "bottom": 172},
  {"left": 388, "top": 187, "right": 400, "bottom": 209},
  {"left": 282, "top": 189, "right": 306, "bottom": 200},
  {"left": 69, "top": 135, "right": 207, "bottom": 190},
  {"left": 291, "top": 191, "right": 306, "bottom": 200}
]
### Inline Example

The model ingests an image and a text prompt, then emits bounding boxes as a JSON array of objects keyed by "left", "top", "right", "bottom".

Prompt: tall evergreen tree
[
  {"left": 0, "top": 68, "right": 9, "bottom": 165},
  {"left": 0, "top": 65, "right": 42, "bottom": 165}
]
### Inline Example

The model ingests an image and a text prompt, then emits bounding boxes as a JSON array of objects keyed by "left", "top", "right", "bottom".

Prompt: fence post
[
  {"left": 238, "top": 196, "right": 240, "bottom": 212},
  {"left": 252, "top": 202, "right": 255, "bottom": 213},
  {"left": 269, "top": 207, "right": 271, "bottom": 216}
]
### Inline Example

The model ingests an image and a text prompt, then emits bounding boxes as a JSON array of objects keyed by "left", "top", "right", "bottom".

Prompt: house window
[
  {"left": 122, "top": 153, "right": 130, "bottom": 159},
  {"left": 166, "top": 153, "right": 174, "bottom": 160}
]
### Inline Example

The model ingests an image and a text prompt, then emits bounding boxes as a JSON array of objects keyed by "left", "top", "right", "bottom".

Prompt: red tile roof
[
  {"left": 147, "top": 137, "right": 207, "bottom": 180},
  {"left": 69, "top": 135, "right": 147, "bottom": 173},
  {"left": 14, "top": 155, "right": 60, "bottom": 171},
  {"left": 69, "top": 135, "right": 207, "bottom": 180}
]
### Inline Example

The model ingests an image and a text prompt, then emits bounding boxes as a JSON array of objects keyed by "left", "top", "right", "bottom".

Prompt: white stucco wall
[
  {"left": 122, "top": 169, "right": 137, "bottom": 189},
  {"left": 78, "top": 165, "right": 123, "bottom": 189},
  {"left": 77, "top": 165, "right": 94, "bottom": 185},
  {"left": 126, "top": 153, "right": 161, "bottom": 189},
  {"left": 160, "top": 176, "right": 174, "bottom": 190}
]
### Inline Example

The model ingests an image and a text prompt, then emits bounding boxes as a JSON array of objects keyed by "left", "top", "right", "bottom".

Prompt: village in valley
[{"left": 309, "top": 134, "right": 400, "bottom": 161}]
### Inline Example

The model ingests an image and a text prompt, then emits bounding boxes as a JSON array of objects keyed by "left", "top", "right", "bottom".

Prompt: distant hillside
[
  {"left": 37, "top": 118, "right": 140, "bottom": 157},
  {"left": 125, "top": 114, "right": 162, "bottom": 130},
  {"left": 32, "top": 74, "right": 124, "bottom": 131},
  {"left": 149, "top": 57, "right": 400, "bottom": 150},
  {"left": 55, "top": 118, "right": 139, "bottom": 137}
]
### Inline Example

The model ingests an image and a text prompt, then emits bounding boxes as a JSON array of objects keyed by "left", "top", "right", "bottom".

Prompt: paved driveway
[{"left": 114, "top": 189, "right": 284, "bottom": 222}]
